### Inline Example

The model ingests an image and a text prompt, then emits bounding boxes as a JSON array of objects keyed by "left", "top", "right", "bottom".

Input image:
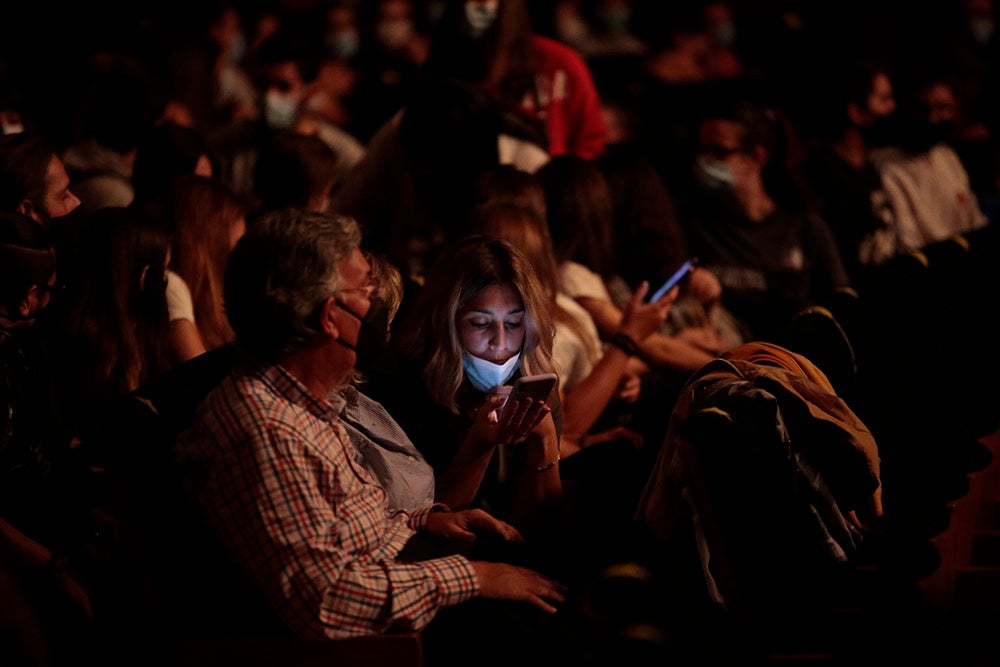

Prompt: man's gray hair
[{"left": 224, "top": 207, "right": 361, "bottom": 358}]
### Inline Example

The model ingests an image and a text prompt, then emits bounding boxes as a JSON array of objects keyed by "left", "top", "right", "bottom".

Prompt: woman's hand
[
  {"left": 422, "top": 508, "right": 525, "bottom": 543},
  {"left": 468, "top": 392, "right": 552, "bottom": 447},
  {"left": 614, "top": 372, "right": 642, "bottom": 402},
  {"left": 617, "top": 280, "right": 674, "bottom": 343}
]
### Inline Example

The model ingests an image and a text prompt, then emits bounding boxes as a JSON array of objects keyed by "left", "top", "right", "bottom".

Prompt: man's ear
[
  {"left": 16, "top": 199, "right": 35, "bottom": 219},
  {"left": 319, "top": 296, "right": 341, "bottom": 340}
]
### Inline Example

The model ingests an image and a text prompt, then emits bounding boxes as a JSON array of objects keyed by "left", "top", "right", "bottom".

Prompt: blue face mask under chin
[{"left": 463, "top": 351, "right": 521, "bottom": 392}]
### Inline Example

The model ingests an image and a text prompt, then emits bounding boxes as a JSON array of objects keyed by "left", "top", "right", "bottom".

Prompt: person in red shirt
[{"left": 423, "top": 0, "right": 608, "bottom": 159}]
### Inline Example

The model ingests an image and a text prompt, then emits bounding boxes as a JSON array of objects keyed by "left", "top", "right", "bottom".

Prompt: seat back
[{"left": 100, "top": 346, "right": 287, "bottom": 646}]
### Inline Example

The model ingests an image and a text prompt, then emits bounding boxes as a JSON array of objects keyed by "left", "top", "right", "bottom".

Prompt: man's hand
[
  {"left": 423, "top": 508, "right": 524, "bottom": 543},
  {"left": 472, "top": 561, "right": 567, "bottom": 614}
]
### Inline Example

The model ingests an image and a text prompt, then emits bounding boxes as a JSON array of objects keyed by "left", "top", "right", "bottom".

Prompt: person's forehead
[
  {"left": 461, "top": 282, "right": 524, "bottom": 311},
  {"left": 699, "top": 118, "right": 741, "bottom": 143}
]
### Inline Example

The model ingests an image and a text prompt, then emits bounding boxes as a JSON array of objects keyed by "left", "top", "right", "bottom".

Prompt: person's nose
[{"left": 489, "top": 323, "right": 506, "bottom": 350}]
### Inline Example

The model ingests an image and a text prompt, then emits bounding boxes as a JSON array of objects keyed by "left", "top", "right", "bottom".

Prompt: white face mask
[
  {"left": 465, "top": 1, "right": 499, "bottom": 38},
  {"left": 463, "top": 351, "right": 521, "bottom": 392},
  {"left": 695, "top": 157, "right": 735, "bottom": 192},
  {"left": 264, "top": 90, "right": 298, "bottom": 129},
  {"left": 326, "top": 29, "right": 361, "bottom": 58}
]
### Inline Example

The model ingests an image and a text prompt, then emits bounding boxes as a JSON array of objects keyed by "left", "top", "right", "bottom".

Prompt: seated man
[{"left": 174, "top": 207, "right": 576, "bottom": 664}]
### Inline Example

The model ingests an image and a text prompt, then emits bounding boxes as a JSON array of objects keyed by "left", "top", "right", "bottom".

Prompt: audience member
[
  {"left": 871, "top": 68, "right": 991, "bottom": 252},
  {"left": 49, "top": 206, "right": 172, "bottom": 440},
  {"left": 0, "top": 132, "right": 81, "bottom": 227},
  {"left": 469, "top": 199, "right": 663, "bottom": 456},
  {"left": 422, "top": 0, "right": 608, "bottom": 159},
  {"left": 333, "top": 75, "right": 543, "bottom": 281},
  {"left": 468, "top": 200, "right": 674, "bottom": 547},
  {"left": 174, "top": 208, "right": 582, "bottom": 665},
  {"left": 130, "top": 121, "right": 217, "bottom": 215},
  {"left": 937, "top": 0, "right": 1000, "bottom": 219},
  {"left": 549, "top": 0, "right": 648, "bottom": 61},
  {"left": 157, "top": 174, "right": 248, "bottom": 366},
  {"left": 349, "top": 0, "right": 432, "bottom": 142},
  {"left": 249, "top": 26, "right": 366, "bottom": 188},
  {"left": 799, "top": 58, "right": 899, "bottom": 284},
  {"left": 595, "top": 143, "right": 745, "bottom": 351},
  {"left": 60, "top": 54, "right": 163, "bottom": 214},
  {"left": 251, "top": 130, "right": 341, "bottom": 216},
  {"left": 368, "top": 235, "right": 562, "bottom": 539},
  {"left": 0, "top": 132, "right": 84, "bottom": 307},
  {"left": 0, "top": 211, "right": 100, "bottom": 663},
  {"left": 676, "top": 94, "right": 851, "bottom": 342},
  {"left": 536, "top": 154, "right": 720, "bottom": 411}
]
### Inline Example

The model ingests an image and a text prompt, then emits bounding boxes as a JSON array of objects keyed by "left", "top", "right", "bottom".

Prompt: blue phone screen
[{"left": 649, "top": 260, "right": 694, "bottom": 302}]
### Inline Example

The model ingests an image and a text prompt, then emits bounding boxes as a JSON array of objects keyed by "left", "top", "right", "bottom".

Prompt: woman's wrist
[
  {"left": 608, "top": 331, "right": 640, "bottom": 357},
  {"left": 535, "top": 451, "right": 561, "bottom": 472}
]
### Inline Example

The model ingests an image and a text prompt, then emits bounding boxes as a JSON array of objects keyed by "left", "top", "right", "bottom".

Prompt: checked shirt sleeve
[{"left": 177, "top": 380, "right": 479, "bottom": 640}]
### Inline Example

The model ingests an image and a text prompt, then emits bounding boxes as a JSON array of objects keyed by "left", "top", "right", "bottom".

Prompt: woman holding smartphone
[{"left": 365, "top": 235, "right": 563, "bottom": 539}]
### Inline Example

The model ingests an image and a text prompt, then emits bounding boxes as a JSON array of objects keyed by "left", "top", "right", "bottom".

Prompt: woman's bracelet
[
  {"left": 536, "top": 451, "right": 561, "bottom": 472},
  {"left": 608, "top": 332, "right": 640, "bottom": 357}
]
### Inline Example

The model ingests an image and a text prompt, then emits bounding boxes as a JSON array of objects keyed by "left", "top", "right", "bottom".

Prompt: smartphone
[
  {"left": 496, "top": 372, "right": 558, "bottom": 412},
  {"left": 648, "top": 258, "right": 698, "bottom": 302}
]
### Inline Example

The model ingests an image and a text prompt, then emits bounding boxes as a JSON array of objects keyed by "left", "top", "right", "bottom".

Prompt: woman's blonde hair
[
  {"left": 397, "top": 235, "right": 555, "bottom": 412},
  {"left": 470, "top": 200, "right": 597, "bottom": 364}
]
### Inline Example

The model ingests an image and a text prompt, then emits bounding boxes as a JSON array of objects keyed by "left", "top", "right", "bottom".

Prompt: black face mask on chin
[{"left": 334, "top": 297, "right": 391, "bottom": 375}]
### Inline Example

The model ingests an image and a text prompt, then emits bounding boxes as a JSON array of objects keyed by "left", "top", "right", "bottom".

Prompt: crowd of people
[{"left": 1, "top": 0, "right": 998, "bottom": 665}]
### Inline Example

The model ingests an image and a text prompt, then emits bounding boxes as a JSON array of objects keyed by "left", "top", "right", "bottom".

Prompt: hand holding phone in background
[{"left": 648, "top": 258, "right": 698, "bottom": 302}]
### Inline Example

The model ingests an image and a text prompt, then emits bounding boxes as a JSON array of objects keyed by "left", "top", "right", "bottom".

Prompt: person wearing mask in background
[
  {"left": 218, "top": 26, "right": 366, "bottom": 198},
  {"left": 0, "top": 133, "right": 81, "bottom": 227},
  {"left": 871, "top": 69, "right": 990, "bottom": 253},
  {"left": 677, "top": 95, "right": 851, "bottom": 343},
  {"left": 0, "top": 132, "right": 84, "bottom": 308},
  {"left": 800, "top": 58, "right": 900, "bottom": 285}
]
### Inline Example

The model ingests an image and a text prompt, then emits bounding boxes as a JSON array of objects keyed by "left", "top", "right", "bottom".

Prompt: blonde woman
[{"left": 371, "top": 236, "right": 561, "bottom": 536}]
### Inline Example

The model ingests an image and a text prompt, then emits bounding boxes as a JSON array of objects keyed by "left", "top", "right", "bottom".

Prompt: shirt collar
[{"left": 255, "top": 360, "right": 346, "bottom": 422}]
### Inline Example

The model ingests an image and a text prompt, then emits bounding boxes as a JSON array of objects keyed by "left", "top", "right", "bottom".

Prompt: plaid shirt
[{"left": 175, "top": 361, "right": 478, "bottom": 639}]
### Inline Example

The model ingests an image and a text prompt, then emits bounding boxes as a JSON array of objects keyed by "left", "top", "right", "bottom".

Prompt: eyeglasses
[{"left": 338, "top": 284, "right": 376, "bottom": 300}]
